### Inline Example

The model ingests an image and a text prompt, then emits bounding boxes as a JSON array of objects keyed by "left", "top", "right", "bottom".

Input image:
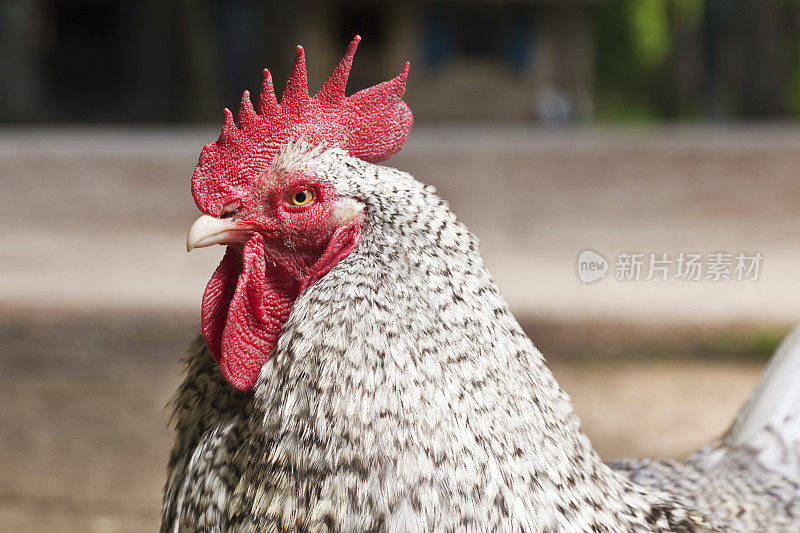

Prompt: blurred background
[
  {"left": 6, "top": 0, "right": 800, "bottom": 123},
  {"left": 2, "top": 0, "right": 800, "bottom": 531}
]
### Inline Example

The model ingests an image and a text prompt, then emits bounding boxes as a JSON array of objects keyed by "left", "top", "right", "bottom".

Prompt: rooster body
[
  {"left": 165, "top": 150, "right": 799, "bottom": 531},
  {"left": 164, "top": 40, "right": 800, "bottom": 531}
]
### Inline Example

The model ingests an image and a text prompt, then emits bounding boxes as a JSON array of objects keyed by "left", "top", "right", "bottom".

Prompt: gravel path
[{"left": 1, "top": 125, "right": 799, "bottom": 323}]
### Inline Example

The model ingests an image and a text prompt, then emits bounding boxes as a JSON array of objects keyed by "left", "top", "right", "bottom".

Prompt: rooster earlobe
[
  {"left": 316, "top": 35, "right": 361, "bottom": 105},
  {"left": 280, "top": 46, "right": 310, "bottom": 111},
  {"left": 258, "top": 69, "right": 279, "bottom": 115}
]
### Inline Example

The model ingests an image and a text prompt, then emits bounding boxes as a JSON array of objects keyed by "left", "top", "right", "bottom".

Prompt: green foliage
[
  {"left": 627, "top": 0, "right": 671, "bottom": 71},
  {"left": 594, "top": 0, "right": 673, "bottom": 122},
  {"left": 594, "top": 0, "right": 707, "bottom": 122},
  {"left": 672, "top": 0, "right": 704, "bottom": 23},
  {"left": 595, "top": 0, "right": 640, "bottom": 90}
]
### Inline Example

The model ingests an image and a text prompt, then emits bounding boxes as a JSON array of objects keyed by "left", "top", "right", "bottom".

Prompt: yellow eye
[{"left": 286, "top": 189, "right": 315, "bottom": 207}]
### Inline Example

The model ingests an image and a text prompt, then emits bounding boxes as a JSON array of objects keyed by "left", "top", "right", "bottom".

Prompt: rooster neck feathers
[{"left": 183, "top": 149, "right": 690, "bottom": 530}]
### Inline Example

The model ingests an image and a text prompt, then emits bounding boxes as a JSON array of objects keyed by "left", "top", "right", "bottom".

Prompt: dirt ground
[
  {"left": 0, "top": 312, "right": 766, "bottom": 532},
  {"left": 1, "top": 125, "right": 798, "bottom": 530}
]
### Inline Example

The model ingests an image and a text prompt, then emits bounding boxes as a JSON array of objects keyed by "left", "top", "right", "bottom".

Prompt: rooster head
[{"left": 186, "top": 37, "right": 413, "bottom": 390}]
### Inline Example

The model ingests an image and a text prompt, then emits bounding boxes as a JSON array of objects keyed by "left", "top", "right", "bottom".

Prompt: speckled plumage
[{"left": 164, "top": 148, "right": 800, "bottom": 531}]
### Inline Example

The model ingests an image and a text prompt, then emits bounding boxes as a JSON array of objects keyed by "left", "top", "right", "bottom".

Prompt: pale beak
[{"left": 186, "top": 215, "right": 254, "bottom": 251}]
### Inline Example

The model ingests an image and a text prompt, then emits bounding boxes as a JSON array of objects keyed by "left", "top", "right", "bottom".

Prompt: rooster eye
[
  {"left": 285, "top": 189, "right": 315, "bottom": 207},
  {"left": 220, "top": 206, "right": 240, "bottom": 219}
]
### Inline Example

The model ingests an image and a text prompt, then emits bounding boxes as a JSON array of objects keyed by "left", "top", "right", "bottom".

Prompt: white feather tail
[{"left": 723, "top": 325, "right": 800, "bottom": 480}]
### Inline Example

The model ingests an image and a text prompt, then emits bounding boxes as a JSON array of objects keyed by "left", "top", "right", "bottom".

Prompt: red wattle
[
  {"left": 201, "top": 247, "right": 241, "bottom": 363},
  {"left": 200, "top": 223, "right": 362, "bottom": 391},
  {"left": 202, "top": 234, "right": 297, "bottom": 391}
]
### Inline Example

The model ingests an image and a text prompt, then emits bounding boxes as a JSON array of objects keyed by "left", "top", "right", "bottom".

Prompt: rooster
[{"left": 164, "top": 37, "right": 800, "bottom": 531}]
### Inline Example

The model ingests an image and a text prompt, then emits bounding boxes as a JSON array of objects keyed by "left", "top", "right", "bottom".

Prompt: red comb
[{"left": 191, "top": 36, "right": 413, "bottom": 215}]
